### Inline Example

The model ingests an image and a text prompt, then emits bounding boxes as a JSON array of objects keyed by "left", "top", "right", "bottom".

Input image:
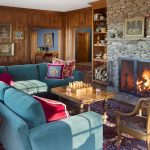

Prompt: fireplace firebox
[{"left": 119, "top": 58, "right": 150, "bottom": 97}]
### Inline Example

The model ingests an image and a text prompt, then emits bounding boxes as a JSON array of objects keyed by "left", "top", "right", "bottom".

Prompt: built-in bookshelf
[{"left": 90, "top": 0, "right": 108, "bottom": 85}]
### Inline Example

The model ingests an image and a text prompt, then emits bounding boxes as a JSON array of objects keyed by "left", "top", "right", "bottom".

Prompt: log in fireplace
[{"left": 119, "top": 58, "right": 150, "bottom": 97}]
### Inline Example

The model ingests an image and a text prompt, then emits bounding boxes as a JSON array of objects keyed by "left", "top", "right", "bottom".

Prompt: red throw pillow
[
  {"left": 0, "top": 72, "right": 14, "bottom": 86},
  {"left": 33, "top": 96, "right": 69, "bottom": 122},
  {"left": 62, "top": 60, "right": 75, "bottom": 78},
  {"left": 53, "top": 59, "right": 75, "bottom": 78}
]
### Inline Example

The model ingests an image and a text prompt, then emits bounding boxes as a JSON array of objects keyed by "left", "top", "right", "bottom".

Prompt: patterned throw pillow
[
  {"left": 33, "top": 95, "right": 69, "bottom": 122},
  {"left": 53, "top": 59, "right": 75, "bottom": 78},
  {"left": 47, "top": 63, "right": 64, "bottom": 79}
]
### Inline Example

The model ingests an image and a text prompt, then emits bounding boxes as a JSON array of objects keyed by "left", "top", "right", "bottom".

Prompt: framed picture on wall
[
  {"left": 0, "top": 43, "right": 14, "bottom": 56},
  {"left": 44, "top": 33, "right": 54, "bottom": 48},
  {"left": 124, "top": 17, "right": 145, "bottom": 38},
  {"left": 0, "top": 24, "right": 12, "bottom": 39},
  {"left": 14, "top": 31, "right": 24, "bottom": 40}
]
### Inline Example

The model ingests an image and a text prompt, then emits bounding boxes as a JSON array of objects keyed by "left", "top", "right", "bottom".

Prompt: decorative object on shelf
[
  {"left": 14, "top": 31, "right": 24, "bottom": 40},
  {"left": 95, "top": 35, "right": 101, "bottom": 46},
  {"left": 95, "top": 26, "right": 101, "bottom": 32},
  {"left": 102, "top": 53, "right": 107, "bottom": 60},
  {"left": 94, "top": 65, "right": 108, "bottom": 82},
  {"left": 95, "top": 52, "right": 103, "bottom": 59},
  {"left": 94, "top": 13, "right": 100, "bottom": 21},
  {"left": 0, "top": 43, "right": 14, "bottom": 56},
  {"left": 95, "top": 21, "right": 106, "bottom": 33},
  {"left": 100, "top": 14, "right": 105, "bottom": 20},
  {"left": 100, "top": 40, "right": 106, "bottom": 45},
  {"left": 44, "top": 33, "right": 54, "bottom": 48},
  {"left": 0, "top": 24, "right": 12, "bottom": 39},
  {"left": 124, "top": 17, "right": 145, "bottom": 38},
  {"left": 101, "top": 27, "right": 106, "bottom": 33}
]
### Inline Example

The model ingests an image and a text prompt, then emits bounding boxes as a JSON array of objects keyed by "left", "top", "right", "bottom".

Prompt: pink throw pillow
[
  {"left": 33, "top": 96, "right": 69, "bottom": 122},
  {"left": 53, "top": 59, "right": 75, "bottom": 78},
  {"left": 0, "top": 72, "right": 14, "bottom": 86}
]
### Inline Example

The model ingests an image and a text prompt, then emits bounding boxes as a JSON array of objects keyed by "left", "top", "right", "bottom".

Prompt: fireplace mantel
[{"left": 106, "top": 37, "right": 150, "bottom": 42}]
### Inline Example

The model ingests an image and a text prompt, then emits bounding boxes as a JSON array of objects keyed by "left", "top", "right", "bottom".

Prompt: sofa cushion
[
  {"left": 41, "top": 77, "right": 74, "bottom": 89},
  {"left": 0, "top": 66, "right": 7, "bottom": 74},
  {"left": 0, "top": 72, "right": 14, "bottom": 86},
  {"left": 47, "top": 63, "right": 64, "bottom": 79},
  {"left": 7, "top": 64, "right": 39, "bottom": 81},
  {"left": 0, "top": 81, "right": 11, "bottom": 102},
  {"left": 13, "top": 80, "right": 48, "bottom": 95},
  {"left": 33, "top": 96, "right": 69, "bottom": 122},
  {"left": 37, "top": 63, "right": 47, "bottom": 80},
  {"left": 4, "top": 88, "right": 46, "bottom": 128}
]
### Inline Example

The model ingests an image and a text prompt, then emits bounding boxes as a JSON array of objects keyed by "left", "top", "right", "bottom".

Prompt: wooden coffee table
[{"left": 51, "top": 86, "right": 115, "bottom": 121}]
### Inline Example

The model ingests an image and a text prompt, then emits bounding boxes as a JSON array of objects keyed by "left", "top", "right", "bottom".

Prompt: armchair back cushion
[
  {"left": 7, "top": 64, "right": 39, "bottom": 81},
  {"left": 4, "top": 88, "right": 46, "bottom": 128}
]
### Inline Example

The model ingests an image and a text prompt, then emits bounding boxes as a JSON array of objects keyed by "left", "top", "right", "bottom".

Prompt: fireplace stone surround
[
  {"left": 105, "top": 0, "right": 150, "bottom": 103},
  {"left": 107, "top": 39, "right": 150, "bottom": 92}
]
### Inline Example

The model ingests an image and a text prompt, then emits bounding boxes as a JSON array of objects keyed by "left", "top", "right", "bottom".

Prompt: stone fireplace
[
  {"left": 106, "top": 0, "right": 150, "bottom": 95},
  {"left": 119, "top": 58, "right": 150, "bottom": 97}
]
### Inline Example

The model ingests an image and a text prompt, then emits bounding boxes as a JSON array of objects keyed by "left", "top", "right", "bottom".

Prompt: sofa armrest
[
  {"left": 29, "top": 111, "right": 103, "bottom": 150},
  {"left": 0, "top": 102, "right": 32, "bottom": 150},
  {"left": 73, "top": 70, "right": 84, "bottom": 81}
]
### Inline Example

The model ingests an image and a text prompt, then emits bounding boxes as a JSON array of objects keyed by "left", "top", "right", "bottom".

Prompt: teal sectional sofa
[
  {"left": 0, "top": 63, "right": 84, "bottom": 95},
  {"left": 0, "top": 82, "right": 103, "bottom": 150}
]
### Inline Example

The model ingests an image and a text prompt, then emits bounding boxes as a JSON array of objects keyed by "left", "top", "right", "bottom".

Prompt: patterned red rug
[{"left": 90, "top": 99, "right": 147, "bottom": 150}]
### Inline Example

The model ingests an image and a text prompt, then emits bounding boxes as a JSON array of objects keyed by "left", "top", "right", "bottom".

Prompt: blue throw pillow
[{"left": 47, "top": 63, "right": 64, "bottom": 79}]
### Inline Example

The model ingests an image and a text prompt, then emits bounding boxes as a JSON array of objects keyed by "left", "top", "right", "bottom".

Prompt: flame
[
  {"left": 136, "top": 70, "right": 150, "bottom": 92},
  {"left": 137, "top": 70, "right": 150, "bottom": 93},
  {"left": 142, "top": 70, "right": 150, "bottom": 87}
]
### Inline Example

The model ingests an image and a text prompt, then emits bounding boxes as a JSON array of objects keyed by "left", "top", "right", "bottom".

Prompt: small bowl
[{"left": 100, "top": 40, "right": 106, "bottom": 45}]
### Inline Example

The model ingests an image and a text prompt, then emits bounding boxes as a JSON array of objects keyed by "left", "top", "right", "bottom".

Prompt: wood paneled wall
[
  {"left": 0, "top": 6, "right": 63, "bottom": 65},
  {"left": 0, "top": 6, "right": 92, "bottom": 65},
  {"left": 65, "top": 7, "right": 92, "bottom": 60}
]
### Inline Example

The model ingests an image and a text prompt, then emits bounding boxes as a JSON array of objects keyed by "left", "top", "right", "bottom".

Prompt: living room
[{"left": 0, "top": 0, "right": 150, "bottom": 150}]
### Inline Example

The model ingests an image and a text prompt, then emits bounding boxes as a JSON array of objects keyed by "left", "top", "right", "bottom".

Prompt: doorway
[
  {"left": 76, "top": 32, "right": 90, "bottom": 63},
  {"left": 29, "top": 28, "right": 63, "bottom": 63}
]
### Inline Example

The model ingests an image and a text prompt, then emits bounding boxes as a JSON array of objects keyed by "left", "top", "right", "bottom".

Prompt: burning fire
[{"left": 137, "top": 70, "right": 150, "bottom": 92}]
